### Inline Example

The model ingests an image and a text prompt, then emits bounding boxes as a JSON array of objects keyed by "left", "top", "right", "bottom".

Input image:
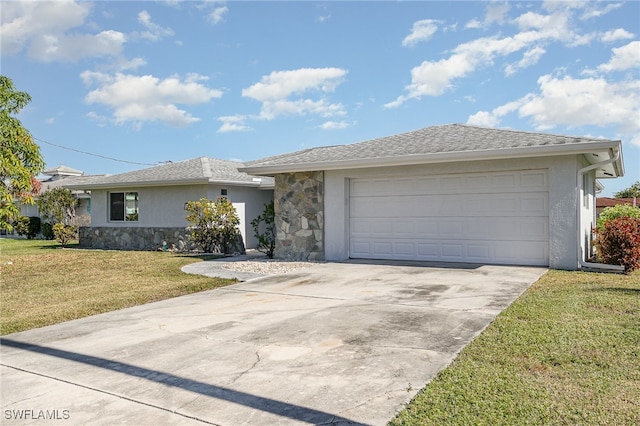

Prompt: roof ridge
[{"left": 201, "top": 157, "right": 213, "bottom": 178}]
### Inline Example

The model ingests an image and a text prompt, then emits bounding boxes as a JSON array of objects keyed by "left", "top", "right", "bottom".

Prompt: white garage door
[{"left": 349, "top": 170, "right": 549, "bottom": 266}]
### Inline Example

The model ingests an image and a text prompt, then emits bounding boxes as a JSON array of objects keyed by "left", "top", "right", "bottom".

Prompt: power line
[{"left": 34, "top": 136, "right": 160, "bottom": 166}]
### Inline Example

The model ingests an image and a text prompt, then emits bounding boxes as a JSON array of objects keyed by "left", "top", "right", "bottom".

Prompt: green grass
[
  {"left": 391, "top": 270, "right": 640, "bottom": 425},
  {"left": 0, "top": 238, "right": 234, "bottom": 335}
]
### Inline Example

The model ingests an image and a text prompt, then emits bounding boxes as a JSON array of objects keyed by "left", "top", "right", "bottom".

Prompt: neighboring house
[
  {"left": 241, "top": 124, "right": 625, "bottom": 270},
  {"left": 16, "top": 165, "right": 94, "bottom": 224},
  {"left": 63, "top": 157, "right": 274, "bottom": 251},
  {"left": 596, "top": 197, "right": 638, "bottom": 217}
]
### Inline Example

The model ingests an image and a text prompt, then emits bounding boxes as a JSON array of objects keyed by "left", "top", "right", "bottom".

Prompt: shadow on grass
[{"left": 590, "top": 287, "right": 640, "bottom": 295}]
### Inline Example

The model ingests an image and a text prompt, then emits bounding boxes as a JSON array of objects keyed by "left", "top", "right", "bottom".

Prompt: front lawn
[
  {"left": 0, "top": 239, "right": 234, "bottom": 335},
  {"left": 391, "top": 269, "right": 640, "bottom": 425}
]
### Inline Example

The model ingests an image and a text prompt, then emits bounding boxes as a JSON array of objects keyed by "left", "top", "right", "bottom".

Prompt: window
[
  {"left": 221, "top": 189, "right": 228, "bottom": 197},
  {"left": 110, "top": 192, "right": 138, "bottom": 221}
]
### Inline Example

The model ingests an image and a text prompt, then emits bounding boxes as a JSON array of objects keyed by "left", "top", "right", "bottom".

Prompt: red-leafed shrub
[{"left": 594, "top": 217, "right": 640, "bottom": 273}]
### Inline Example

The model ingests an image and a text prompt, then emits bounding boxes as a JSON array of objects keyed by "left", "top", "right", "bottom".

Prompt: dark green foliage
[
  {"left": 13, "top": 216, "right": 30, "bottom": 237},
  {"left": 14, "top": 216, "right": 40, "bottom": 239},
  {"left": 0, "top": 76, "right": 45, "bottom": 230},
  {"left": 41, "top": 222, "right": 54, "bottom": 240},
  {"left": 251, "top": 200, "right": 276, "bottom": 258},
  {"left": 614, "top": 181, "right": 640, "bottom": 198},
  {"left": 37, "top": 187, "right": 77, "bottom": 225}
]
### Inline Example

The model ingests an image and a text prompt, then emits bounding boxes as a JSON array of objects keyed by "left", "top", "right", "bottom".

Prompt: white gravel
[{"left": 221, "top": 258, "right": 320, "bottom": 275}]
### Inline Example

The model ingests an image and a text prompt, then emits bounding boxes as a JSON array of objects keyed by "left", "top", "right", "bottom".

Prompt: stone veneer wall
[
  {"left": 79, "top": 227, "right": 191, "bottom": 251},
  {"left": 274, "top": 171, "right": 324, "bottom": 261}
]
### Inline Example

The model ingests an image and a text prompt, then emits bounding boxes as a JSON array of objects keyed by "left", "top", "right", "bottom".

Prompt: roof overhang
[
  {"left": 63, "top": 178, "right": 274, "bottom": 190},
  {"left": 240, "top": 140, "right": 625, "bottom": 177}
]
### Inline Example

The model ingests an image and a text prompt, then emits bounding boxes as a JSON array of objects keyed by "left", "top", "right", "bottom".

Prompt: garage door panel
[
  {"left": 350, "top": 172, "right": 546, "bottom": 198},
  {"left": 351, "top": 193, "right": 548, "bottom": 218},
  {"left": 352, "top": 217, "right": 548, "bottom": 242},
  {"left": 349, "top": 170, "right": 549, "bottom": 266}
]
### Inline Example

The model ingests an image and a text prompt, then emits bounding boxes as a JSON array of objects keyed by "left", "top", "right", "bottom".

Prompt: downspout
[{"left": 577, "top": 149, "right": 624, "bottom": 272}]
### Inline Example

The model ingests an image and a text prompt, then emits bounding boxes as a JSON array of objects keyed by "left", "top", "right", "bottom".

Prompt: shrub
[
  {"left": 251, "top": 200, "right": 276, "bottom": 259},
  {"left": 185, "top": 197, "right": 243, "bottom": 254},
  {"left": 41, "top": 222, "right": 54, "bottom": 240},
  {"left": 13, "top": 216, "right": 30, "bottom": 237},
  {"left": 593, "top": 217, "right": 640, "bottom": 273},
  {"left": 14, "top": 216, "right": 40, "bottom": 239},
  {"left": 53, "top": 223, "right": 77, "bottom": 247},
  {"left": 596, "top": 204, "right": 640, "bottom": 231}
]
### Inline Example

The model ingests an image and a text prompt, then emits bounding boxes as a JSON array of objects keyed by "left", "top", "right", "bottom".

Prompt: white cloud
[
  {"left": 402, "top": 19, "right": 440, "bottom": 47},
  {"left": 0, "top": 0, "right": 127, "bottom": 62},
  {"left": 601, "top": 28, "right": 634, "bottom": 43},
  {"left": 217, "top": 115, "right": 252, "bottom": 133},
  {"left": 136, "top": 10, "right": 174, "bottom": 41},
  {"left": 207, "top": 5, "right": 228, "bottom": 25},
  {"left": 580, "top": 2, "right": 623, "bottom": 20},
  {"left": 598, "top": 41, "right": 640, "bottom": 73},
  {"left": 1, "top": 0, "right": 90, "bottom": 54},
  {"left": 467, "top": 74, "right": 640, "bottom": 146},
  {"left": 505, "top": 46, "right": 546, "bottom": 76},
  {"left": 465, "top": 1, "right": 510, "bottom": 29},
  {"left": 45, "top": 118, "right": 55, "bottom": 125},
  {"left": 30, "top": 30, "right": 126, "bottom": 62},
  {"left": 242, "top": 68, "right": 348, "bottom": 120},
  {"left": 81, "top": 72, "right": 223, "bottom": 127},
  {"left": 320, "top": 120, "right": 350, "bottom": 130},
  {"left": 386, "top": 5, "right": 604, "bottom": 108}
]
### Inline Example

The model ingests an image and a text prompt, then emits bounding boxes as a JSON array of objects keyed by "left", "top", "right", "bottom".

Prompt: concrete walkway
[{"left": 0, "top": 261, "right": 546, "bottom": 425}]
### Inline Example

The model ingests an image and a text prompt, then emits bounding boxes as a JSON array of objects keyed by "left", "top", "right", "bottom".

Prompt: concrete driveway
[{"left": 0, "top": 261, "right": 546, "bottom": 425}]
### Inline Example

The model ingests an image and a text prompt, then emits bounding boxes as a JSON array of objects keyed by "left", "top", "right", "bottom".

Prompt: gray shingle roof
[
  {"left": 63, "top": 157, "right": 274, "bottom": 189},
  {"left": 241, "top": 124, "right": 621, "bottom": 173}
]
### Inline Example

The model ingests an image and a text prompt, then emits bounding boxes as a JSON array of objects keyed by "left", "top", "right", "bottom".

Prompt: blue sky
[{"left": 2, "top": 0, "right": 638, "bottom": 196}]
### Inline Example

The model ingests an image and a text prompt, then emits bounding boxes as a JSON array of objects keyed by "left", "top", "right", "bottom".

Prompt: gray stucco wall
[
  {"left": 274, "top": 171, "right": 324, "bottom": 261},
  {"left": 87, "top": 184, "right": 273, "bottom": 249}
]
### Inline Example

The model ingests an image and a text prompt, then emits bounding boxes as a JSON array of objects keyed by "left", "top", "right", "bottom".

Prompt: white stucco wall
[
  {"left": 89, "top": 184, "right": 273, "bottom": 249},
  {"left": 324, "top": 155, "right": 585, "bottom": 270}
]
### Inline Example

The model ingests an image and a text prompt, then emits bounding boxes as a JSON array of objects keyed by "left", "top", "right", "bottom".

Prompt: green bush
[
  {"left": 596, "top": 204, "right": 640, "bottom": 231},
  {"left": 251, "top": 201, "right": 276, "bottom": 259},
  {"left": 13, "top": 216, "right": 30, "bottom": 237},
  {"left": 41, "top": 222, "right": 55, "bottom": 240},
  {"left": 185, "top": 197, "right": 242, "bottom": 254},
  {"left": 594, "top": 217, "right": 640, "bottom": 273},
  {"left": 14, "top": 216, "right": 40, "bottom": 239},
  {"left": 52, "top": 223, "right": 77, "bottom": 247}
]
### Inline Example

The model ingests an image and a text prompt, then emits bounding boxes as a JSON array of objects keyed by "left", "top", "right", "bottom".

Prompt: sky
[{"left": 2, "top": 0, "right": 639, "bottom": 196}]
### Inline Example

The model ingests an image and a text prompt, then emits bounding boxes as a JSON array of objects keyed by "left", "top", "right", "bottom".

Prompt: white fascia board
[
  {"left": 240, "top": 140, "right": 623, "bottom": 176},
  {"left": 65, "top": 178, "right": 270, "bottom": 190},
  {"left": 62, "top": 178, "right": 210, "bottom": 190}
]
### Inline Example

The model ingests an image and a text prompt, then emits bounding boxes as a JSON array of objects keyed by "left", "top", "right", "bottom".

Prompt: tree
[
  {"left": 0, "top": 76, "right": 45, "bottom": 230},
  {"left": 185, "top": 197, "right": 242, "bottom": 254},
  {"left": 614, "top": 181, "right": 640, "bottom": 198},
  {"left": 37, "top": 187, "right": 78, "bottom": 225},
  {"left": 251, "top": 200, "right": 276, "bottom": 258}
]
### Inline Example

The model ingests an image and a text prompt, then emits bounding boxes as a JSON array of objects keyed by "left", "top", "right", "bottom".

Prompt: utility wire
[{"left": 34, "top": 136, "right": 162, "bottom": 166}]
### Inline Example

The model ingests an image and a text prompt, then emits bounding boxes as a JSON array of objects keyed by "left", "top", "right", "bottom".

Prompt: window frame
[{"left": 109, "top": 191, "right": 139, "bottom": 222}]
